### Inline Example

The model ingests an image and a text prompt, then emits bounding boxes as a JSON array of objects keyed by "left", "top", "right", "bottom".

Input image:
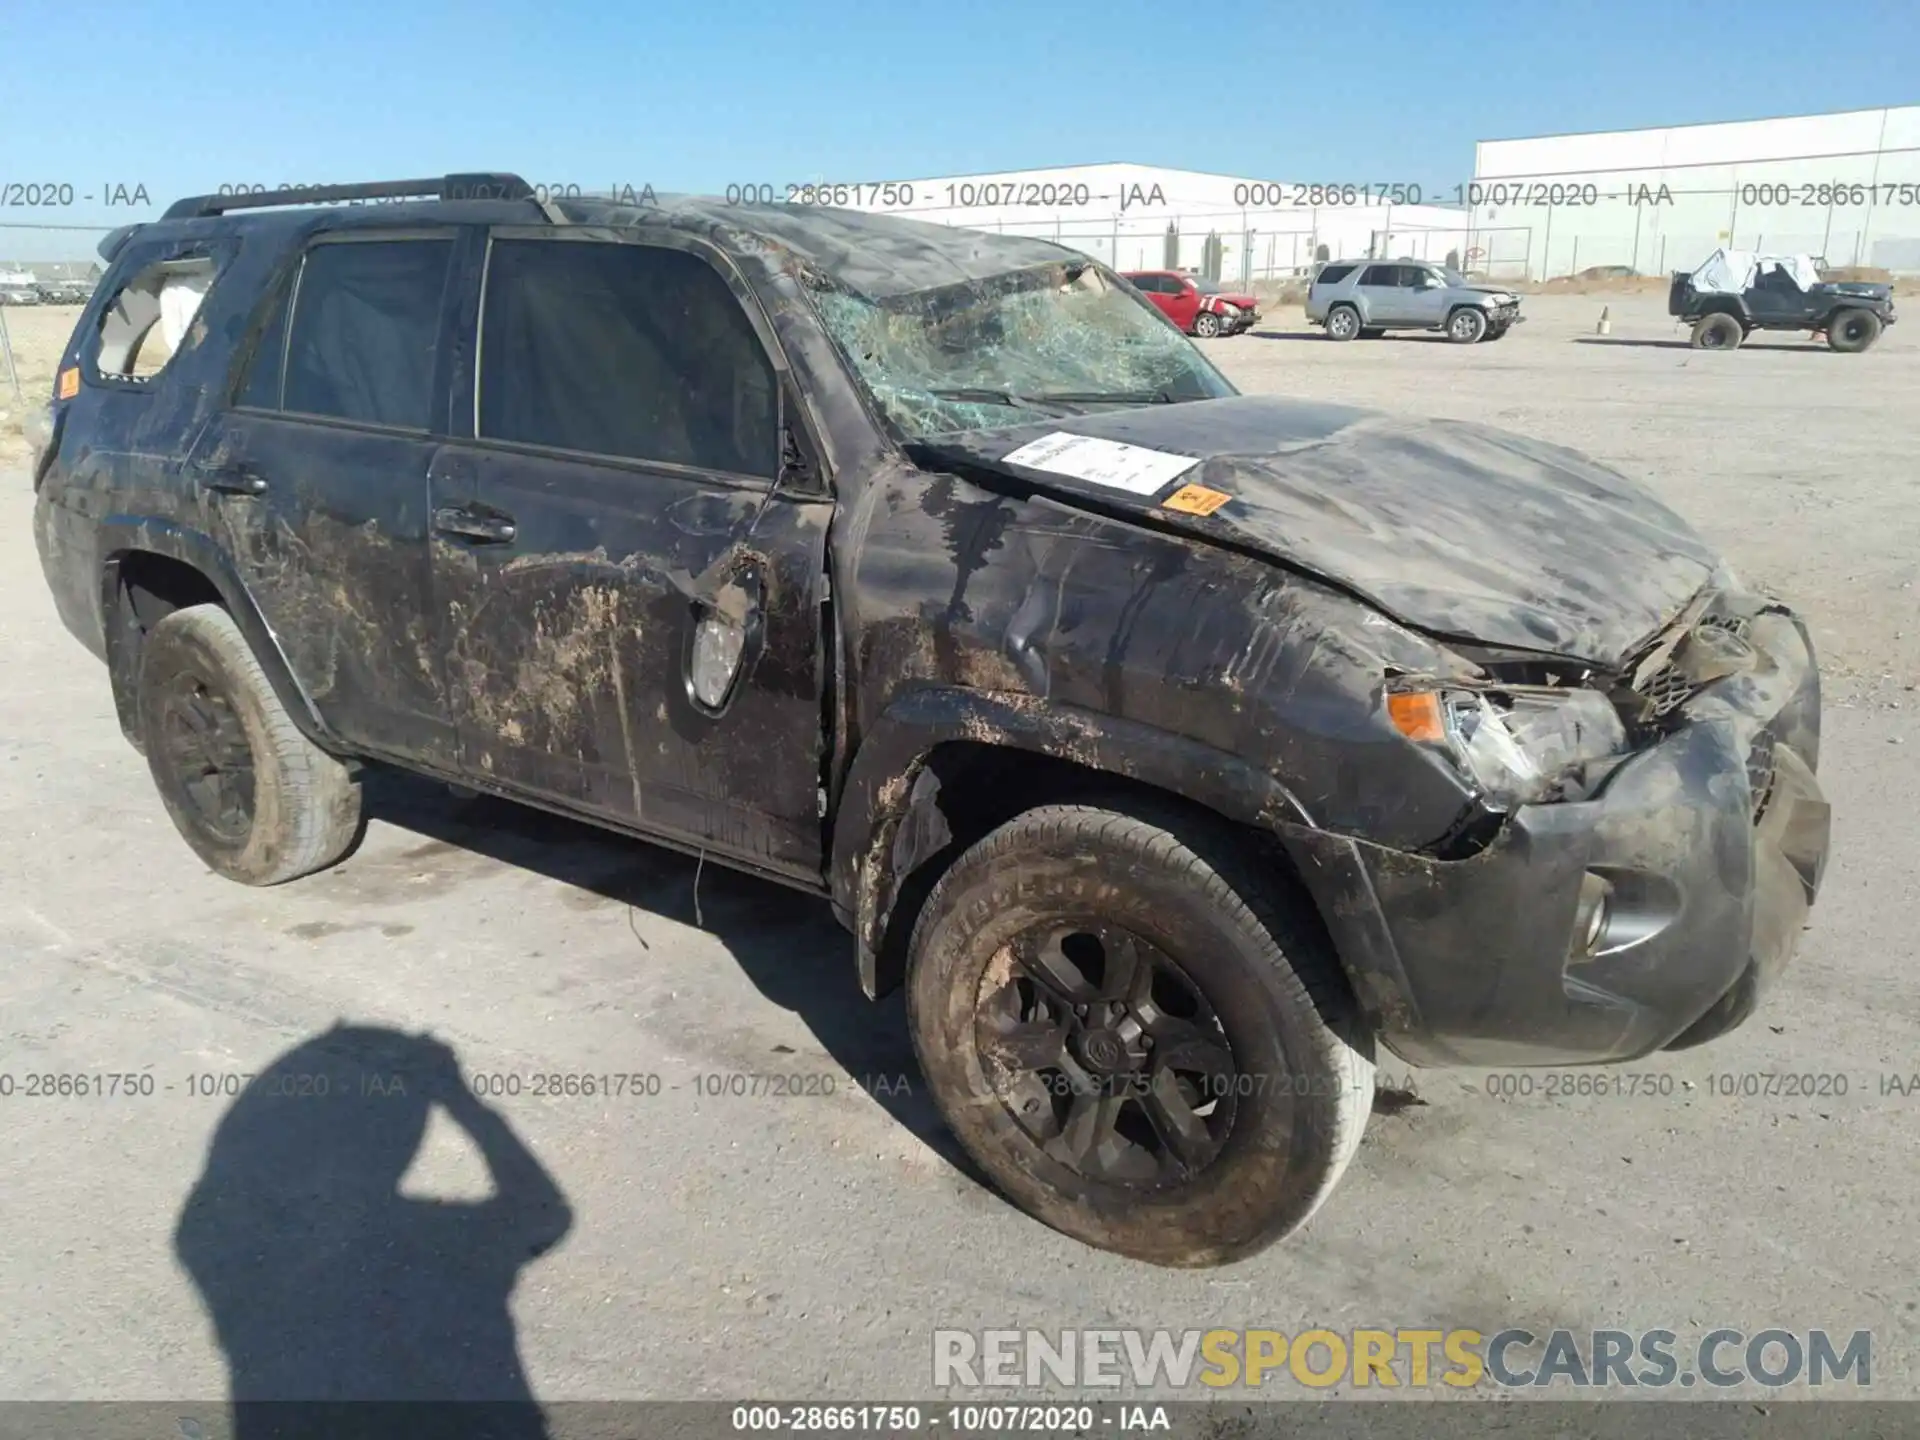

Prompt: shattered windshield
[{"left": 803, "top": 259, "right": 1237, "bottom": 439}]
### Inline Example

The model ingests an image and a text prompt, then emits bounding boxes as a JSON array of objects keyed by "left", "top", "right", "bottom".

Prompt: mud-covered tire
[
  {"left": 1446, "top": 306, "right": 1488, "bottom": 343},
  {"left": 1324, "top": 305, "right": 1360, "bottom": 341},
  {"left": 136, "top": 603, "right": 363, "bottom": 885},
  {"left": 1191, "top": 310, "right": 1223, "bottom": 338},
  {"left": 1691, "top": 312, "right": 1744, "bottom": 350},
  {"left": 905, "top": 802, "right": 1374, "bottom": 1267},
  {"left": 1826, "top": 308, "right": 1881, "bottom": 353}
]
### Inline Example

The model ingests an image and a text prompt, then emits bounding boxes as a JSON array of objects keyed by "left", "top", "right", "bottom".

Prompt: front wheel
[
  {"left": 1192, "top": 311, "right": 1223, "bottom": 338},
  {"left": 1826, "top": 308, "right": 1882, "bottom": 352},
  {"left": 137, "top": 603, "right": 364, "bottom": 884},
  {"left": 905, "top": 803, "right": 1375, "bottom": 1266},
  {"left": 1447, "top": 307, "right": 1488, "bottom": 343}
]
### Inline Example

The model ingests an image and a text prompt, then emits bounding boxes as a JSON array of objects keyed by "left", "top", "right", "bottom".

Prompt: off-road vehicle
[
  {"left": 1306, "top": 259, "right": 1522, "bottom": 342},
  {"left": 1670, "top": 248, "right": 1896, "bottom": 351},
  {"left": 32, "top": 175, "right": 1830, "bottom": 1266}
]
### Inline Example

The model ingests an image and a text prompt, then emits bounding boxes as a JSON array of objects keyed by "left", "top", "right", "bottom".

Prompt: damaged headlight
[{"left": 1387, "top": 687, "right": 1627, "bottom": 809}]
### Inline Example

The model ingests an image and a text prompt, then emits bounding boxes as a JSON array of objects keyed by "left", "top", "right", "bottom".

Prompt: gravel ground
[{"left": 1, "top": 290, "right": 1916, "bottom": 1408}]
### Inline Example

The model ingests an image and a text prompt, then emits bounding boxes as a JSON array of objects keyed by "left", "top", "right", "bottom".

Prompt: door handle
[
  {"left": 432, "top": 506, "right": 518, "bottom": 544},
  {"left": 199, "top": 463, "right": 267, "bottom": 496}
]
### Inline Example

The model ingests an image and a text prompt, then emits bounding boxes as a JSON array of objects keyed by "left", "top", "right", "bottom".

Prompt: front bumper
[{"left": 1282, "top": 606, "right": 1828, "bottom": 1067}]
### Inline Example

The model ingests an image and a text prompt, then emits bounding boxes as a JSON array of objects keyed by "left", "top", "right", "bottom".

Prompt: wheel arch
[
  {"left": 1693, "top": 297, "right": 1749, "bottom": 323},
  {"left": 829, "top": 687, "right": 1315, "bottom": 1001},
  {"left": 97, "top": 518, "right": 333, "bottom": 752}
]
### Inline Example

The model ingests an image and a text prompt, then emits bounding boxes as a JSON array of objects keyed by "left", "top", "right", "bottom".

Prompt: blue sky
[{"left": 5, "top": 0, "right": 1918, "bottom": 255}]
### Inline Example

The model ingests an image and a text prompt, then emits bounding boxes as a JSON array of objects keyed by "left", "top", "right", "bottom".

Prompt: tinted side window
[
  {"left": 1315, "top": 264, "right": 1357, "bottom": 285},
  {"left": 1128, "top": 274, "right": 1162, "bottom": 293},
  {"left": 1357, "top": 265, "right": 1397, "bottom": 287},
  {"left": 478, "top": 240, "right": 778, "bottom": 479},
  {"left": 281, "top": 239, "right": 453, "bottom": 429}
]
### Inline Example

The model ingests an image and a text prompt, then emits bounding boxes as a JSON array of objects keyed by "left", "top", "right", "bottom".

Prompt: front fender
[
  {"left": 828, "top": 685, "right": 1310, "bottom": 997},
  {"left": 96, "top": 516, "right": 335, "bottom": 750}
]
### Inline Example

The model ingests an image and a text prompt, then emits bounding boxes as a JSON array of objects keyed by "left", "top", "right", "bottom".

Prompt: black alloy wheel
[
  {"left": 152, "top": 671, "right": 258, "bottom": 844},
  {"left": 977, "top": 920, "right": 1239, "bottom": 1187}
]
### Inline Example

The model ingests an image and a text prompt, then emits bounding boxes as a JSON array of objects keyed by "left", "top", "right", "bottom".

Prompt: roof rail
[{"left": 161, "top": 173, "right": 553, "bottom": 222}]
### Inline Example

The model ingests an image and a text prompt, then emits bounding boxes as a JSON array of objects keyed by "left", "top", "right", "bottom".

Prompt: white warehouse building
[
  {"left": 1467, "top": 104, "right": 1920, "bottom": 279},
  {"left": 811, "top": 163, "right": 1472, "bottom": 283}
]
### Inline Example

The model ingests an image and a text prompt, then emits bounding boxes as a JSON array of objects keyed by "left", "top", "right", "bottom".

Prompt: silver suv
[{"left": 1306, "top": 260, "right": 1522, "bottom": 343}]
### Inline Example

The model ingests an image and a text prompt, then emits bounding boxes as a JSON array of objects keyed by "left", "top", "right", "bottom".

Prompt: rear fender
[{"left": 96, "top": 517, "right": 334, "bottom": 750}]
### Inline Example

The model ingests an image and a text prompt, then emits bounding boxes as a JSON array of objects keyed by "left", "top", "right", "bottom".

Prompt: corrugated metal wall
[{"left": 1471, "top": 106, "right": 1920, "bottom": 278}]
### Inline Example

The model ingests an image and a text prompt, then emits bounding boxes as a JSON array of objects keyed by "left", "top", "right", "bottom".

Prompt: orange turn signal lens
[{"left": 1387, "top": 691, "right": 1447, "bottom": 743}]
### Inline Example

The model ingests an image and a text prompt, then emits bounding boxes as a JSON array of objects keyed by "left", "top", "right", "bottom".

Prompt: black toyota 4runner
[{"left": 32, "top": 175, "right": 1831, "bottom": 1266}]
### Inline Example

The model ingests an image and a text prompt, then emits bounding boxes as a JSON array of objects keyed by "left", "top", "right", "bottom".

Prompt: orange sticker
[
  {"left": 57, "top": 367, "right": 80, "bottom": 400},
  {"left": 1161, "top": 482, "right": 1232, "bottom": 516}
]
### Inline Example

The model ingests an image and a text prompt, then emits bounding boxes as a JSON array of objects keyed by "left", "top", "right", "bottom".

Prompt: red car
[{"left": 1122, "top": 270, "right": 1260, "bottom": 337}]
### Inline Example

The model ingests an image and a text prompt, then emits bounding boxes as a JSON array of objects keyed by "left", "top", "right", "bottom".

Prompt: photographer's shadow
[{"left": 174, "top": 1025, "right": 571, "bottom": 1439}]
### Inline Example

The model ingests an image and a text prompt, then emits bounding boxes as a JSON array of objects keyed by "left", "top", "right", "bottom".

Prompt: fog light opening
[
  {"left": 1570, "top": 872, "right": 1615, "bottom": 962},
  {"left": 1583, "top": 891, "right": 1611, "bottom": 955}
]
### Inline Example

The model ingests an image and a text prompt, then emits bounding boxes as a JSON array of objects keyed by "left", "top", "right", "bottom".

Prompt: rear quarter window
[
  {"left": 88, "top": 251, "right": 226, "bottom": 383},
  {"left": 1314, "top": 264, "right": 1357, "bottom": 286}
]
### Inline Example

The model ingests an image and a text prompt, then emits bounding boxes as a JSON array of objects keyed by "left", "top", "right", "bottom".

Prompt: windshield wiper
[
  {"left": 1027, "top": 388, "right": 1177, "bottom": 405},
  {"left": 926, "top": 387, "right": 1035, "bottom": 408},
  {"left": 926, "top": 387, "right": 1085, "bottom": 415}
]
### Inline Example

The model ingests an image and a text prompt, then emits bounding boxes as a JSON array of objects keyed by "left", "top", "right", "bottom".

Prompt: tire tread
[
  {"left": 138, "top": 603, "right": 362, "bottom": 885},
  {"left": 907, "top": 799, "right": 1374, "bottom": 1260}
]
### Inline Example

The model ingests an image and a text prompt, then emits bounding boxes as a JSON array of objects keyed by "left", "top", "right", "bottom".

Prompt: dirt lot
[
  {"left": 0, "top": 304, "right": 76, "bottom": 465},
  {"left": 1, "top": 289, "right": 1917, "bottom": 1407}
]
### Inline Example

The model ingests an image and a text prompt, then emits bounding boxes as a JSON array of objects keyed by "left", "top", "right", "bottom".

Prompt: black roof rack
[{"left": 162, "top": 173, "right": 562, "bottom": 222}]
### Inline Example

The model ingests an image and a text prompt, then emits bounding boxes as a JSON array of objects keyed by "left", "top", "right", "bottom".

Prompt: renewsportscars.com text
[{"left": 932, "top": 1327, "right": 1872, "bottom": 1390}]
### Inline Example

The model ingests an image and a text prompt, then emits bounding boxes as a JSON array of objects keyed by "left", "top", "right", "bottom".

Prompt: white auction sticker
[{"left": 999, "top": 432, "right": 1199, "bottom": 496}]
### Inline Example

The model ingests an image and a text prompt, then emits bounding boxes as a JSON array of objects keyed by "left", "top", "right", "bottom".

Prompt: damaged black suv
[{"left": 33, "top": 175, "right": 1830, "bottom": 1266}]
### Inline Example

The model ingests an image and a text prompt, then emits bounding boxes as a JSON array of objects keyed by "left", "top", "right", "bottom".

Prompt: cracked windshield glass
[{"left": 805, "top": 260, "right": 1235, "bottom": 437}]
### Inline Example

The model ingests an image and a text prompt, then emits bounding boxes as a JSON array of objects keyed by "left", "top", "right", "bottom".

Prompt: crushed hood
[{"left": 913, "top": 395, "right": 1718, "bottom": 666}]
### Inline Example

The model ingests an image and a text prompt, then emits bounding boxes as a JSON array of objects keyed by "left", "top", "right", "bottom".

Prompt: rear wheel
[
  {"left": 905, "top": 802, "right": 1374, "bottom": 1266},
  {"left": 1325, "top": 305, "right": 1360, "bottom": 341},
  {"left": 1826, "top": 308, "right": 1881, "bottom": 352},
  {"left": 1447, "top": 307, "right": 1488, "bottom": 344},
  {"left": 1690, "top": 312, "right": 1744, "bottom": 350},
  {"left": 137, "top": 603, "right": 364, "bottom": 885},
  {"left": 1192, "top": 310, "right": 1223, "bottom": 338}
]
